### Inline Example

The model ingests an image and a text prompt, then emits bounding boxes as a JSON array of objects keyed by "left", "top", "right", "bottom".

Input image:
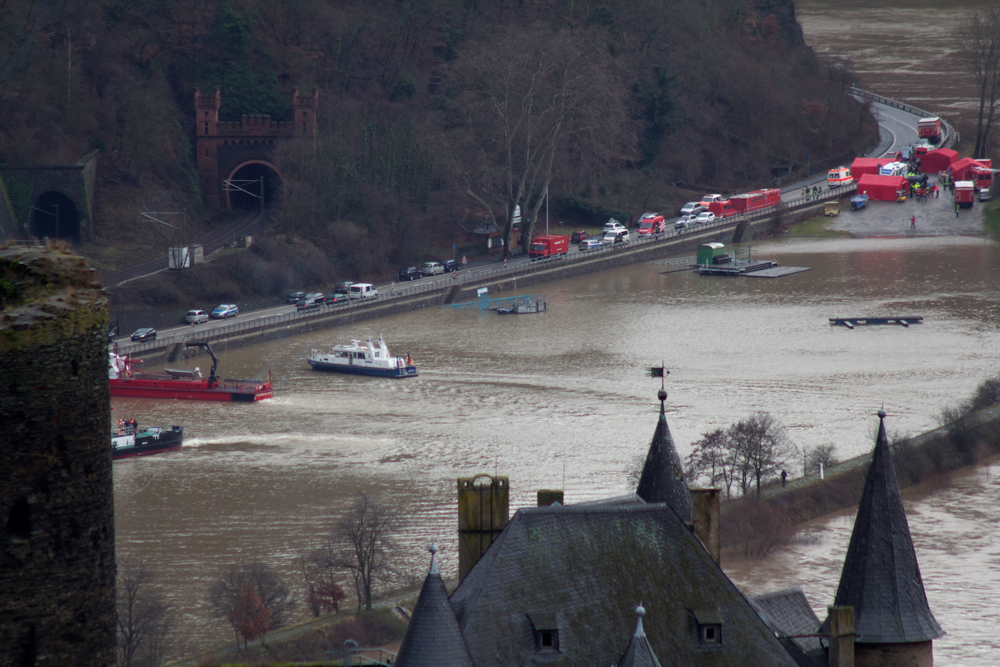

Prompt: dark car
[
  {"left": 130, "top": 327, "right": 157, "bottom": 342},
  {"left": 570, "top": 230, "right": 589, "bottom": 244},
  {"left": 397, "top": 266, "right": 421, "bottom": 281},
  {"left": 285, "top": 291, "right": 305, "bottom": 303},
  {"left": 334, "top": 281, "right": 354, "bottom": 295},
  {"left": 442, "top": 259, "right": 460, "bottom": 273}
]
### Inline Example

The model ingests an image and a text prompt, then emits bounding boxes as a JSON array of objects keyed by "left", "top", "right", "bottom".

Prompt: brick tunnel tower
[
  {"left": 0, "top": 244, "right": 115, "bottom": 666},
  {"left": 194, "top": 88, "right": 318, "bottom": 211}
]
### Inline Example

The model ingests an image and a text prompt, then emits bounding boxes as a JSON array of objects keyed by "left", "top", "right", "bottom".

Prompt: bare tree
[
  {"left": 684, "top": 429, "right": 739, "bottom": 498},
  {"left": 445, "top": 25, "right": 636, "bottom": 257},
  {"left": 329, "top": 492, "right": 402, "bottom": 612},
  {"left": 209, "top": 562, "right": 293, "bottom": 647},
  {"left": 729, "top": 412, "right": 795, "bottom": 497},
  {"left": 804, "top": 443, "right": 838, "bottom": 474},
  {"left": 230, "top": 586, "right": 271, "bottom": 648},
  {"left": 117, "top": 556, "right": 172, "bottom": 667},
  {"left": 959, "top": 1, "right": 1000, "bottom": 158},
  {"left": 296, "top": 548, "right": 347, "bottom": 618}
]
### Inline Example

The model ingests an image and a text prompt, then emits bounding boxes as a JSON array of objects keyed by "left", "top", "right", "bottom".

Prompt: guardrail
[
  {"left": 848, "top": 86, "right": 954, "bottom": 149},
  {"left": 116, "top": 190, "right": 852, "bottom": 357}
]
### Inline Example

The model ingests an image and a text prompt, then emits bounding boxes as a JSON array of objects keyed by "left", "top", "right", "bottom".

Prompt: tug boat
[
  {"left": 112, "top": 421, "right": 183, "bottom": 460},
  {"left": 109, "top": 342, "right": 273, "bottom": 401},
  {"left": 307, "top": 335, "right": 418, "bottom": 378}
]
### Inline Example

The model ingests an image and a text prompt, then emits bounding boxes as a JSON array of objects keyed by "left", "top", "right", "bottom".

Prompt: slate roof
[
  {"left": 750, "top": 588, "right": 825, "bottom": 667},
  {"left": 395, "top": 544, "right": 473, "bottom": 667},
  {"left": 617, "top": 604, "right": 665, "bottom": 667},
  {"left": 449, "top": 502, "right": 799, "bottom": 667},
  {"left": 826, "top": 410, "right": 944, "bottom": 644},
  {"left": 636, "top": 389, "right": 692, "bottom": 520}
]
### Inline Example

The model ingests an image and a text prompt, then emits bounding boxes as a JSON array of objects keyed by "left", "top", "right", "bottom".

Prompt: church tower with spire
[
  {"left": 636, "top": 387, "right": 691, "bottom": 521},
  {"left": 823, "top": 409, "right": 944, "bottom": 667}
]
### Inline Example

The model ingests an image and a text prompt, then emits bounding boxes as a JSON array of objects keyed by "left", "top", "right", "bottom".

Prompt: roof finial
[
  {"left": 634, "top": 602, "right": 646, "bottom": 638},
  {"left": 648, "top": 363, "right": 668, "bottom": 402},
  {"left": 428, "top": 542, "right": 439, "bottom": 575},
  {"left": 878, "top": 406, "right": 886, "bottom": 419}
]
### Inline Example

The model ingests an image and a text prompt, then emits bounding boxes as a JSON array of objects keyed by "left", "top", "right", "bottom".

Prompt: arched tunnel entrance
[
  {"left": 28, "top": 192, "right": 81, "bottom": 243},
  {"left": 226, "top": 162, "right": 283, "bottom": 210}
]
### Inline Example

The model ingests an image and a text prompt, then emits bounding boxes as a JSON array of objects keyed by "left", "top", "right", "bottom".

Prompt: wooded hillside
[{"left": 0, "top": 0, "right": 874, "bottom": 285}]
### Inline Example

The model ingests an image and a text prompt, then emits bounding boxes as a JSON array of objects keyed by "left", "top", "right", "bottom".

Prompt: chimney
[
  {"left": 689, "top": 488, "right": 720, "bottom": 565},
  {"left": 537, "top": 489, "right": 563, "bottom": 506},
  {"left": 458, "top": 474, "right": 509, "bottom": 582},
  {"left": 826, "top": 606, "right": 855, "bottom": 667}
]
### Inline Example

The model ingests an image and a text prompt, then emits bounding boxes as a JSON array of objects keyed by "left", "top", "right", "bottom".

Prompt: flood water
[
  {"left": 797, "top": 0, "right": 981, "bottom": 128},
  {"left": 115, "top": 236, "right": 1000, "bottom": 663}
]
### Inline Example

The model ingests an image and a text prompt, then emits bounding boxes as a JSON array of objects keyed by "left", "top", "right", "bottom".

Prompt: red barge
[{"left": 109, "top": 342, "right": 273, "bottom": 402}]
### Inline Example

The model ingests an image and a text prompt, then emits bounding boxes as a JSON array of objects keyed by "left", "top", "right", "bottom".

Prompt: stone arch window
[{"left": 204, "top": 123, "right": 209, "bottom": 136}]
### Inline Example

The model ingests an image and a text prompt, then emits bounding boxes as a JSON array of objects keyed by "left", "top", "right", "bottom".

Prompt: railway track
[{"left": 98, "top": 210, "right": 261, "bottom": 288}]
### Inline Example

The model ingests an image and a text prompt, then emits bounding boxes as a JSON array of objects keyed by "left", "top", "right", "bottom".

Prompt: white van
[{"left": 348, "top": 283, "right": 377, "bottom": 300}]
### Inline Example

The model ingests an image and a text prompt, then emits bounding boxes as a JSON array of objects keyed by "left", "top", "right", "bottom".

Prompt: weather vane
[{"left": 647, "top": 362, "right": 669, "bottom": 394}]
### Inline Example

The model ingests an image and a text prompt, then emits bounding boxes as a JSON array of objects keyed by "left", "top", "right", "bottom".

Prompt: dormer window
[
  {"left": 693, "top": 608, "right": 723, "bottom": 647},
  {"left": 527, "top": 613, "right": 559, "bottom": 653}
]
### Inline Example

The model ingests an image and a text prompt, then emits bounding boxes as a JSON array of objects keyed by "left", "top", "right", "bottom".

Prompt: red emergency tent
[
  {"left": 856, "top": 174, "right": 908, "bottom": 202},
  {"left": 920, "top": 148, "right": 958, "bottom": 173},
  {"left": 949, "top": 157, "right": 994, "bottom": 190},
  {"left": 850, "top": 157, "right": 894, "bottom": 178}
]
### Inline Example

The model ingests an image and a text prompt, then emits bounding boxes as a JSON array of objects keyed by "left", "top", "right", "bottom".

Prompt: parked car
[
  {"left": 297, "top": 294, "right": 333, "bottom": 311},
  {"left": 579, "top": 238, "right": 603, "bottom": 251},
  {"left": 211, "top": 304, "right": 239, "bottom": 319},
  {"left": 421, "top": 261, "right": 445, "bottom": 276},
  {"left": 603, "top": 219, "right": 626, "bottom": 234},
  {"left": 397, "top": 266, "right": 421, "bottom": 281},
  {"left": 980, "top": 188, "right": 992, "bottom": 202},
  {"left": 675, "top": 215, "right": 698, "bottom": 230},
  {"left": 601, "top": 229, "right": 629, "bottom": 245},
  {"left": 348, "top": 283, "right": 378, "bottom": 299},
  {"left": 130, "top": 327, "right": 157, "bottom": 342},
  {"left": 285, "top": 291, "right": 305, "bottom": 304},
  {"left": 442, "top": 259, "right": 460, "bottom": 273},
  {"left": 570, "top": 230, "right": 589, "bottom": 243},
  {"left": 184, "top": 309, "right": 209, "bottom": 324},
  {"left": 334, "top": 281, "right": 354, "bottom": 295},
  {"left": 695, "top": 211, "right": 716, "bottom": 224},
  {"left": 679, "top": 202, "right": 705, "bottom": 216}
]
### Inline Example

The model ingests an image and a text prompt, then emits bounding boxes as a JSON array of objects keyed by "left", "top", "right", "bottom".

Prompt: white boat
[{"left": 307, "top": 336, "right": 418, "bottom": 378}]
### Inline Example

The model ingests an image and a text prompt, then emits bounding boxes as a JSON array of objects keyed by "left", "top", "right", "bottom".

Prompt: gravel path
[{"left": 828, "top": 180, "right": 985, "bottom": 237}]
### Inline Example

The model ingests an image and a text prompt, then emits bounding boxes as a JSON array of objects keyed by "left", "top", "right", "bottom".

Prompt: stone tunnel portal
[
  {"left": 226, "top": 161, "right": 283, "bottom": 210},
  {"left": 29, "top": 191, "right": 81, "bottom": 243}
]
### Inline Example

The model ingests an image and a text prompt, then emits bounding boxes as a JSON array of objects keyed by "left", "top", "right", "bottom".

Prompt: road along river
[{"left": 115, "top": 233, "right": 1000, "bottom": 664}]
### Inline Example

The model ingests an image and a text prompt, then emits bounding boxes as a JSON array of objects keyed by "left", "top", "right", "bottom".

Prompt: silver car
[
  {"left": 679, "top": 202, "right": 705, "bottom": 216},
  {"left": 184, "top": 309, "right": 208, "bottom": 324}
]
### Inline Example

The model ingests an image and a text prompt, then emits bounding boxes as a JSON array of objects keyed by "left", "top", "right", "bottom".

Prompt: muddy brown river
[
  {"left": 116, "top": 235, "right": 1000, "bottom": 663},
  {"left": 114, "top": 4, "right": 1000, "bottom": 661}
]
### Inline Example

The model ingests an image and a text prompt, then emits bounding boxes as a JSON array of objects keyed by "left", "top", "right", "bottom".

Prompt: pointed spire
[
  {"left": 633, "top": 603, "right": 646, "bottom": 638},
  {"left": 616, "top": 603, "right": 664, "bottom": 667},
  {"left": 395, "top": 544, "right": 474, "bottom": 667},
  {"left": 830, "top": 408, "right": 943, "bottom": 643},
  {"left": 636, "top": 388, "right": 691, "bottom": 520}
]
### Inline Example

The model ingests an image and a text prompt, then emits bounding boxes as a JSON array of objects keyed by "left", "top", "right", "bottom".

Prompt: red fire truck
[
  {"left": 706, "top": 199, "right": 738, "bottom": 218},
  {"left": 918, "top": 117, "right": 942, "bottom": 143},
  {"left": 729, "top": 188, "right": 781, "bottom": 214},
  {"left": 636, "top": 213, "right": 666, "bottom": 235},
  {"left": 529, "top": 234, "right": 569, "bottom": 260},
  {"left": 955, "top": 181, "right": 976, "bottom": 208}
]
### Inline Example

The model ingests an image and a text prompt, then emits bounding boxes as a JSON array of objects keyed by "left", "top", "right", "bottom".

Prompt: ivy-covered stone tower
[{"left": 0, "top": 244, "right": 115, "bottom": 666}]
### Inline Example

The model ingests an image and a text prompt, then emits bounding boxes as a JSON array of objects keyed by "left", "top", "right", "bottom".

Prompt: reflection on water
[{"left": 115, "top": 237, "right": 1000, "bottom": 662}]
